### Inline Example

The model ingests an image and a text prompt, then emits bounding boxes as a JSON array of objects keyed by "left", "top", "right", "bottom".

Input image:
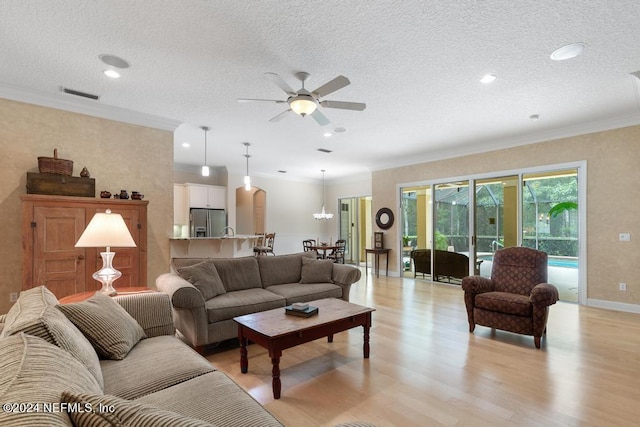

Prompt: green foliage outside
[{"left": 401, "top": 173, "right": 579, "bottom": 257}]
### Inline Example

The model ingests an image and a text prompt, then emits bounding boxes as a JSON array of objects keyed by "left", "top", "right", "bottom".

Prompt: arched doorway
[{"left": 236, "top": 187, "right": 265, "bottom": 235}]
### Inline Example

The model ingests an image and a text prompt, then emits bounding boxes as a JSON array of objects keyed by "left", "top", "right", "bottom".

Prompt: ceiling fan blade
[
  {"left": 311, "top": 75, "right": 350, "bottom": 97},
  {"left": 237, "top": 98, "right": 286, "bottom": 103},
  {"left": 269, "top": 109, "right": 292, "bottom": 122},
  {"left": 320, "top": 100, "right": 366, "bottom": 111},
  {"left": 264, "top": 72, "right": 296, "bottom": 95},
  {"left": 311, "top": 109, "right": 330, "bottom": 126}
]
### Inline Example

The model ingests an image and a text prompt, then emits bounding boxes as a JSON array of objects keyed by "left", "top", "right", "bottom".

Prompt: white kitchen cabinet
[{"left": 187, "top": 184, "right": 226, "bottom": 209}]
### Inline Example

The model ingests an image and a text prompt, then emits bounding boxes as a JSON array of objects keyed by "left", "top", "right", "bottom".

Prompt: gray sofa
[
  {"left": 156, "top": 251, "right": 362, "bottom": 348},
  {"left": 0, "top": 286, "right": 283, "bottom": 426}
]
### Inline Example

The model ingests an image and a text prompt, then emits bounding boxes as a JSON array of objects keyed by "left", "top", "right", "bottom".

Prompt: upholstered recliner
[{"left": 461, "top": 246, "right": 559, "bottom": 349}]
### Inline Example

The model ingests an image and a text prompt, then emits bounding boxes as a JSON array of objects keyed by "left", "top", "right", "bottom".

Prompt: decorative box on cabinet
[{"left": 21, "top": 194, "right": 148, "bottom": 299}]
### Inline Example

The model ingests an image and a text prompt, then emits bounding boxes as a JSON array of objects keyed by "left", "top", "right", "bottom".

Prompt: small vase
[
  {"left": 80, "top": 166, "right": 90, "bottom": 178},
  {"left": 119, "top": 190, "right": 129, "bottom": 200}
]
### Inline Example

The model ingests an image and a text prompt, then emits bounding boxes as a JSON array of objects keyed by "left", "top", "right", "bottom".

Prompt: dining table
[{"left": 309, "top": 244, "right": 338, "bottom": 259}]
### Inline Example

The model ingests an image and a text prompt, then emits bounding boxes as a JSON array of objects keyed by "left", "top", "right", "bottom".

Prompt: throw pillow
[
  {"left": 177, "top": 260, "right": 226, "bottom": 300},
  {"left": 300, "top": 257, "right": 334, "bottom": 284},
  {"left": 56, "top": 292, "right": 146, "bottom": 360},
  {"left": 2, "top": 305, "right": 104, "bottom": 390},
  {"left": 0, "top": 285, "right": 58, "bottom": 339},
  {"left": 61, "top": 391, "right": 214, "bottom": 427},
  {"left": 0, "top": 334, "right": 102, "bottom": 427},
  {"left": 0, "top": 285, "right": 104, "bottom": 388}
]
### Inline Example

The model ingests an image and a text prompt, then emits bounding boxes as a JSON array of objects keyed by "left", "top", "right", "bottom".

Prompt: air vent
[
  {"left": 317, "top": 148, "right": 333, "bottom": 154},
  {"left": 61, "top": 87, "right": 100, "bottom": 100},
  {"left": 277, "top": 170, "right": 287, "bottom": 174}
]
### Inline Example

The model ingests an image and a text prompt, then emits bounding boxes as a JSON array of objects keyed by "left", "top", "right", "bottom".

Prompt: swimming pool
[{"left": 478, "top": 254, "right": 578, "bottom": 269}]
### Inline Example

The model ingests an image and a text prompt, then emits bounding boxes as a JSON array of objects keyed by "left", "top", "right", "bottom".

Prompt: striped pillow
[
  {"left": 0, "top": 334, "right": 102, "bottom": 427},
  {"left": 61, "top": 391, "right": 214, "bottom": 427},
  {"left": 1, "top": 286, "right": 103, "bottom": 388},
  {"left": 57, "top": 293, "right": 146, "bottom": 360},
  {"left": 0, "top": 286, "right": 59, "bottom": 339}
]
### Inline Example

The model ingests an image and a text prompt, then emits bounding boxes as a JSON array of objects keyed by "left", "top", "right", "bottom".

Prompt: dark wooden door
[{"left": 32, "top": 206, "right": 87, "bottom": 296}]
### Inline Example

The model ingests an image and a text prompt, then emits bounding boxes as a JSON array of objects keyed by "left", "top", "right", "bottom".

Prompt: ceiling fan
[{"left": 238, "top": 72, "right": 366, "bottom": 126}]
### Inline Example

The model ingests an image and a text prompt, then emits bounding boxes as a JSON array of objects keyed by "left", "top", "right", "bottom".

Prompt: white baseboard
[{"left": 586, "top": 298, "right": 640, "bottom": 314}]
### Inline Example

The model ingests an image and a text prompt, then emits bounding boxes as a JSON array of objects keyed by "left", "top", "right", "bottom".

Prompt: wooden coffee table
[{"left": 233, "top": 298, "right": 375, "bottom": 399}]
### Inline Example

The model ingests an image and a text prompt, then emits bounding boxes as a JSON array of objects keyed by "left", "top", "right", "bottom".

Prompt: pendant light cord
[
  {"left": 245, "top": 143, "right": 250, "bottom": 175},
  {"left": 321, "top": 169, "right": 326, "bottom": 206},
  {"left": 201, "top": 126, "right": 210, "bottom": 166}
]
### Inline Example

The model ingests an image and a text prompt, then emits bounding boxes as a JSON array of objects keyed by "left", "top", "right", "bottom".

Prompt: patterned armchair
[{"left": 461, "top": 247, "right": 559, "bottom": 349}]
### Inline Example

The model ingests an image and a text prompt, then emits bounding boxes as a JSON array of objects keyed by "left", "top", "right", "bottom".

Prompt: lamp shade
[{"left": 75, "top": 210, "right": 136, "bottom": 248}]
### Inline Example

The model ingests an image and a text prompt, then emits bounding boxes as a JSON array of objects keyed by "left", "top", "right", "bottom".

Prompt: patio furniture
[
  {"left": 410, "top": 249, "right": 469, "bottom": 282},
  {"left": 461, "top": 246, "right": 559, "bottom": 349}
]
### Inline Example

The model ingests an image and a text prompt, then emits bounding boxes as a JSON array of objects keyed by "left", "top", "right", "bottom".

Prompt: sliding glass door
[
  {"left": 522, "top": 170, "right": 578, "bottom": 302},
  {"left": 399, "top": 166, "right": 581, "bottom": 303},
  {"left": 474, "top": 175, "right": 519, "bottom": 277},
  {"left": 338, "top": 196, "right": 372, "bottom": 265}
]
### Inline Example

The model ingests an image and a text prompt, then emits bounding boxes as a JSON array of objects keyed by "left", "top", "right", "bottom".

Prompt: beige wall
[
  {"left": 373, "top": 126, "right": 640, "bottom": 306},
  {"left": 0, "top": 98, "right": 174, "bottom": 313}
]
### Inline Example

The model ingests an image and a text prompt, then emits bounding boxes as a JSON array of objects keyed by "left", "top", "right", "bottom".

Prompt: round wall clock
[{"left": 375, "top": 207, "right": 394, "bottom": 230}]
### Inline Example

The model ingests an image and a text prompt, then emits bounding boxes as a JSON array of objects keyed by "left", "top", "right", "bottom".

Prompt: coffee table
[{"left": 233, "top": 298, "right": 375, "bottom": 399}]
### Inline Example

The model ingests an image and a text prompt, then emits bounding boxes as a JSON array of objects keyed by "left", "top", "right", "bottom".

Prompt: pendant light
[
  {"left": 313, "top": 170, "right": 333, "bottom": 220},
  {"left": 201, "top": 126, "right": 210, "bottom": 177},
  {"left": 243, "top": 142, "right": 251, "bottom": 191}
]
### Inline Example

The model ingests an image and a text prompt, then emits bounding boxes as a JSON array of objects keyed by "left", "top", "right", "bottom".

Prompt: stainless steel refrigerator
[{"left": 190, "top": 208, "right": 227, "bottom": 237}]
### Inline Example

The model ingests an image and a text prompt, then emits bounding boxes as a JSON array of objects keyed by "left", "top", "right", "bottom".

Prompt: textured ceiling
[{"left": 2, "top": 0, "right": 640, "bottom": 182}]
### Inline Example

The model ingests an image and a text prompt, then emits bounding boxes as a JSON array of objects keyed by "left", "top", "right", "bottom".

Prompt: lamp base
[
  {"left": 93, "top": 251, "right": 122, "bottom": 296},
  {"left": 97, "top": 282, "right": 117, "bottom": 297}
]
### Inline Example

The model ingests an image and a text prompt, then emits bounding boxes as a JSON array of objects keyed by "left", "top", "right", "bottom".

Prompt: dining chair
[
  {"left": 327, "top": 239, "right": 346, "bottom": 263},
  {"left": 253, "top": 232, "right": 276, "bottom": 256},
  {"left": 302, "top": 239, "right": 316, "bottom": 252}
]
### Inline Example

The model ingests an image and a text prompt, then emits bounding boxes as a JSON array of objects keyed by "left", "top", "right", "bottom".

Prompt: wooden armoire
[{"left": 21, "top": 194, "right": 148, "bottom": 299}]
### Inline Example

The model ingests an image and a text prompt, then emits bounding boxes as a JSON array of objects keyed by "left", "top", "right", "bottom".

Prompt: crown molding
[
  {"left": 372, "top": 112, "right": 640, "bottom": 173},
  {"left": 0, "top": 83, "right": 182, "bottom": 132}
]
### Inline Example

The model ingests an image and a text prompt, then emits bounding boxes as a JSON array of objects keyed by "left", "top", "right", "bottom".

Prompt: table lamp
[{"left": 75, "top": 209, "right": 136, "bottom": 296}]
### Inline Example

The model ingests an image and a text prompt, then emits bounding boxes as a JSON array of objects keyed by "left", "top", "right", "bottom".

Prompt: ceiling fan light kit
[
  {"left": 238, "top": 71, "right": 366, "bottom": 126},
  {"left": 289, "top": 94, "right": 318, "bottom": 116}
]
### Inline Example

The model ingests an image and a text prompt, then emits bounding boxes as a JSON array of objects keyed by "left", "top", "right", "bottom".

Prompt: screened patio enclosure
[{"left": 401, "top": 168, "right": 579, "bottom": 303}]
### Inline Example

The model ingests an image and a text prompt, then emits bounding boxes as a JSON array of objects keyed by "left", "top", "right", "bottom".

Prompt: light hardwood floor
[{"left": 206, "top": 269, "right": 640, "bottom": 426}]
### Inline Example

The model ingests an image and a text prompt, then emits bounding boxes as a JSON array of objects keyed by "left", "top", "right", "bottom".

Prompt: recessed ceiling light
[
  {"left": 550, "top": 43, "right": 585, "bottom": 61},
  {"left": 529, "top": 114, "right": 540, "bottom": 122},
  {"left": 333, "top": 127, "right": 347, "bottom": 133},
  {"left": 103, "top": 69, "right": 121, "bottom": 79},
  {"left": 99, "top": 54, "right": 130, "bottom": 69},
  {"left": 181, "top": 142, "right": 190, "bottom": 148},
  {"left": 323, "top": 132, "right": 332, "bottom": 137},
  {"left": 480, "top": 74, "right": 496, "bottom": 84}
]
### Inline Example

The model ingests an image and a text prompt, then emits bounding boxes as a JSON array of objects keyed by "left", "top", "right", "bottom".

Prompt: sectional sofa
[
  {"left": 156, "top": 251, "right": 362, "bottom": 349},
  {"left": 0, "top": 286, "right": 283, "bottom": 426}
]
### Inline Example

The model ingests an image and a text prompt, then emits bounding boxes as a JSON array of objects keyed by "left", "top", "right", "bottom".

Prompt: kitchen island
[{"left": 170, "top": 235, "right": 261, "bottom": 258}]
